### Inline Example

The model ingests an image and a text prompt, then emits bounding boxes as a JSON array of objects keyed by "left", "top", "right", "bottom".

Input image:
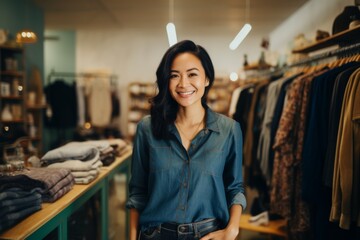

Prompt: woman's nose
[{"left": 177, "top": 75, "right": 189, "bottom": 87}]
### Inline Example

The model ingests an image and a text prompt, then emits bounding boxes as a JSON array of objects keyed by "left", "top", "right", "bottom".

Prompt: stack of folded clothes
[
  {"left": 107, "top": 138, "right": 132, "bottom": 157},
  {"left": 0, "top": 167, "right": 74, "bottom": 203},
  {"left": 0, "top": 167, "right": 75, "bottom": 232},
  {"left": 0, "top": 188, "right": 42, "bottom": 232},
  {"left": 41, "top": 142, "right": 102, "bottom": 184},
  {"left": 81, "top": 140, "right": 116, "bottom": 166}
]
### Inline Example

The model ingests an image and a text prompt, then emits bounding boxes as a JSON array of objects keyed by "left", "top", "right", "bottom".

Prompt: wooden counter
[
  {"left": 238, "top": 214, "right": 287, "bottom": 239},
  {"left": 0, "top": 150, "right": 132, "bottom": 240}
]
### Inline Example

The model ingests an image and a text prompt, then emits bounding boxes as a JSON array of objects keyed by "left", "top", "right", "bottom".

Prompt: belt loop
[{"left": 193, "top": 222, "right": 201, "bottom": 238}]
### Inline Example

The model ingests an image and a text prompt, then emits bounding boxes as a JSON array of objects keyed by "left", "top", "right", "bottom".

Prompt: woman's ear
[{"left": 205, "top": 78, "right": 210, "bottom": 86}]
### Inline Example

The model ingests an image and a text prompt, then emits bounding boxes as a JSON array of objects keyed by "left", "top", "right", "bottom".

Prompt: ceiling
[{"left": 35, "top": 0, "right": 308, "bottom": 36}]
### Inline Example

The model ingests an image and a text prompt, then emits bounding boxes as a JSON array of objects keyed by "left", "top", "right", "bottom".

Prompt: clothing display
[
  {"left": 44, "top": 79, "right": 78, "bottom": 128},
  {"left": 0, "top": 188, "right": 42, "bottom": 232},
  {"left": 0, "top": 167, "right": 74, "bottom": 202},
  {"left": 40, "top": 140, "right": 129, "bottom": 184},
  {"left": 231, "top": 54, "right": 360, "bottom": 239},
  {"left": 2, "top": 2, "right": 360, "bottom": 238}
]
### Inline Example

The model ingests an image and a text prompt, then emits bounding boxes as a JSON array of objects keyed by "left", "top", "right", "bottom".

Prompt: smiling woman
[{"left": 126, "top": 40, "right": 247, "bottom": 240}]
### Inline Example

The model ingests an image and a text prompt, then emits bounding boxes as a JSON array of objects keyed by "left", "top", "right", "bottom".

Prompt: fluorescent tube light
[
  {"left": 229, "top": 23, "right": 252, "bottom": 50},
  {"left": 166, "top": 22, "right": 177, "bottom": 47}
]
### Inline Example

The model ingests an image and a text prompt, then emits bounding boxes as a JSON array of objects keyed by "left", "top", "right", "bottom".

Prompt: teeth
[{"left": 179, "top": 91, "right": 194, "bottom": 95}]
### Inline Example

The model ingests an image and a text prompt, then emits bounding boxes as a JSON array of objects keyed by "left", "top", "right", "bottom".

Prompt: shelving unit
[
  {"left": 292, "top": 25, "right": 360, "bottom": 54},
  {"left": 0, "top": 45, "right": 27, "bottom": 152},
  {"left": 208, "top": 78, "right": 237, "bottom": 116},
  {"left": 127, "top": 82, "right": 156, "bottom": 139},
  {"left": 0, "top": 150, "right": 132, "bottom": 240},
  {"left": 26, "top": 103, "right": 47, "bottom": 154}
]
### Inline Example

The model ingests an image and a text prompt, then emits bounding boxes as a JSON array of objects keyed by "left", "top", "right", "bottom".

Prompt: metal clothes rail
[
  {"left": 47, "top": 71, "right": 118, "bottom": 87},
  {"left": 288, "top": 42, "right": 360, "bottom": 68}
]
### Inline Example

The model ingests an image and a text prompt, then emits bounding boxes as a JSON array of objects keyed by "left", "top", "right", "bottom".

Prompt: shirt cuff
[{"left": 229, "top": 192, "right": 247, "bottom": 210}]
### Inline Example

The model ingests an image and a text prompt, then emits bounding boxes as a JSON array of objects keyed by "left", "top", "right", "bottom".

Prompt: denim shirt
[{"left": 126, "top": 107, "right": 247, "bottom": 230}]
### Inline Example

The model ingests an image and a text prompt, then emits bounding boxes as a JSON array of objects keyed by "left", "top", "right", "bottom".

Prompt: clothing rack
[
  {"left": 288, "top": 42, "right": 360, "bottom": 68},
  {"left": 47, "top": 71, "right": 118, "bottom": 87}
]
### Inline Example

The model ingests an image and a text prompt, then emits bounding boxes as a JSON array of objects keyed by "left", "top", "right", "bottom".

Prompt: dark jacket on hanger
[{"left": 44, "top": 79, "right": 77, "bottom": 128}]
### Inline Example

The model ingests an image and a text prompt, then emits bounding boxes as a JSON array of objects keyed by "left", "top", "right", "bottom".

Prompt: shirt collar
[{"left": 205, "top": 106, "right": 220, "bottom": 133}]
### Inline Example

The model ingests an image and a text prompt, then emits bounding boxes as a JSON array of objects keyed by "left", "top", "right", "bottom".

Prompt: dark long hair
[{"left": 150, "top": 40, "right": 215, "bottom": 139}]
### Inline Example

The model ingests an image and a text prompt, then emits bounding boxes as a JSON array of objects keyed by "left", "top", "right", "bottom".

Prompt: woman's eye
[
  {"left": 170, "top": 74, "right": 178, "bottom": 79},
  {"left": 189, "top": 73, "right": 197, "bottom": 77}
]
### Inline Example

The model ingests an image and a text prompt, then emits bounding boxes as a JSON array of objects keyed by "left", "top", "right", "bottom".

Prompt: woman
[{"left": 126, "top": 40, "right": 246, "bottom": 240}]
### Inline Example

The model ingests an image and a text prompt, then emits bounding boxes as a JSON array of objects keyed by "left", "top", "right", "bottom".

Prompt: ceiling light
[
  {"left": 166, "top": 22, "right": 177, "bottom": 47},
  {"left": 16, "top": 29, "right": 37, "bottom": 44},
  {"left": 230, "top": 72, "right": 239, "bottom": 81},
  {"left": 166, "top": 0, "right": 177, "bottom": 46},
  {"left": 229, "top": 23, "right": 252, "bottom": 50}
]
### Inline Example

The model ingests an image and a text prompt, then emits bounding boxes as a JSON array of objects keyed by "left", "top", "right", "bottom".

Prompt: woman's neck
[{"left": 176, "top": 105, "right": 206, "bottom": 126}]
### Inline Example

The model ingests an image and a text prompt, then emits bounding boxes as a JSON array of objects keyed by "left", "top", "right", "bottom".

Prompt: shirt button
[{"left": 183, "top": 182, "right": 187, "bottom": 188}]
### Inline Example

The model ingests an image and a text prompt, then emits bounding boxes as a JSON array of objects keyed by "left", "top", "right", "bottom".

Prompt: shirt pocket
[
  {"left": 149, "top": 146, "right": 173, "bottom": 172},
  {"left": 201, "top": 149, "right": 224, "bottom": 177}
]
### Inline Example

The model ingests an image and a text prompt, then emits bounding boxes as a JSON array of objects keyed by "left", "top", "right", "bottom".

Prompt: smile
[{"left": 177, "top": 90, "right": 195, "bottom": 96}]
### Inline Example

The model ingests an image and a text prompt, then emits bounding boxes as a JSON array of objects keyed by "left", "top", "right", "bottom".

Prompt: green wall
[
  {"left": 44, "top": 30, "right": 76, "bottom": 83},
  {"left": 43, "top": 30, "right": 76, "bottom": 151}
]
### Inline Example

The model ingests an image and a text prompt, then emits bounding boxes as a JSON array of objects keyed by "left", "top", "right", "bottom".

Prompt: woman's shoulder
[
  {"left": 138, "top": 115, "right": 152, "bottom": 127},
  {"left": 213, "top": 111, "right": 242, "bottom": 136},
  {"left": 214, "top": 111, "right": 237, "bottom": 126}
]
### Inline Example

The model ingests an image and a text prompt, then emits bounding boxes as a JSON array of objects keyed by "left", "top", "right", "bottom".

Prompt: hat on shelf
[{"left": 332, "top": 5, "right": 360, "bottom": 35}]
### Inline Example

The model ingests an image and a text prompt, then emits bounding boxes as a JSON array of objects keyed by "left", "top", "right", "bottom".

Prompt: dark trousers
[{"left": 139, "top": 218, "right": 220, "bottom": 240}]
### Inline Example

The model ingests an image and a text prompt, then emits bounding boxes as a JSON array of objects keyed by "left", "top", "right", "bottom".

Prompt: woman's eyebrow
[
  {"left": 186, "top": 68, "right": 199, "bottom": 72},
  {"left": 170, "top": 68, "right": 199, "bottom": 73}
]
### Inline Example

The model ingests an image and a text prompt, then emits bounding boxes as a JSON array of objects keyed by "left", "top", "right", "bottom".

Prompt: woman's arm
[
  {"left": 200, "top": 204, "right": 242, "bottom": 240},
  {"left": 130, "top": 208, "right": 140, "bottom": 240}
]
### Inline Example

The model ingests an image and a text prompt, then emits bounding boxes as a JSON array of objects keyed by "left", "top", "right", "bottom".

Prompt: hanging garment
[
  {"left": 88, "top": 78, "right": 112, "bottom": 127},
  {"left": 323, "top": 63, "right": 360, "bottom": 188},
  {"left": 257, "top": 75, "right": 295, "bottom": 186},
  {"left": 44, "top": 80, "right": 77, "bottom": 128},
  {"left": 232, "top": 84, "right": 254, "bottom": 139},
  {"left": 271, "top": 70, "right": 327, "bottom": 238},
  {"left": 302, "top": 63, "right": 358, "bottom": 203},
  {"left": 331, "top": 68, "right": 360, "bottom": 229}
]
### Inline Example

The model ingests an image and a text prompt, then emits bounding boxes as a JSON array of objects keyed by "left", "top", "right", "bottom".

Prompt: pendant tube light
[
  {"left": 229, "top": 0, "right": 251, "bottom": 50},
  {"left": 166, "top": 22, "right": 177, "bottom": 46},
  {"left": 166, "top": 0, "right": 177, "bottom": 46},
  {"left": 229, "top": 23, "right": 252, "bottom": 50}
]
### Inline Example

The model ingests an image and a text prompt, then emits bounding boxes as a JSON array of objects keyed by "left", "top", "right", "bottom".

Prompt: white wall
[
  {"left": 269, "top": 0, "right": 355, "bottom": 58},
  {"left": 77, "top": 0, "right": 356, "bottom": 136},
  {"left": 76, "top": 29, "right": 262, "bottom": 135}
]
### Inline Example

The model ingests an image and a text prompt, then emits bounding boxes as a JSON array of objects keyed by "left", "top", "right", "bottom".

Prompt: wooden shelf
[
  {"left": 1, "top": 71, "right": 24, "bottom": 77},
  {"left": 292, "top": 25, "right": 360, "bottom": 54},
  {"left": 243, "top": 63, "right": 273, "bottom": 71},
  {"left": 239, "top": 214, "right": 287, "bottom": 238},
  {"left": 0, "top": 95, "right": 23, "bottom": 100},
  {"left": 0, "top": 45, "right": 24, "bottom": 51},
  {"left": 1, "top": 119, "right": 25, "bottom": 123},
  {"left": 26, "top": 104, "right": 47, "bottom": 110}
]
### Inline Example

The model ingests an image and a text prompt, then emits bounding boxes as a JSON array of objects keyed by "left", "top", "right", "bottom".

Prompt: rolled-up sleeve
[
  {"left": 126, "top": 119, "right": 149, "bottom": 211},
  {"left": 223, "top": 121, "right": 247, "bottom": 210}
]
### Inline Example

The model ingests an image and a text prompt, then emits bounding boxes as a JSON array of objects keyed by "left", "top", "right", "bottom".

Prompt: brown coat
[{"left": 331, "top": 68, "right": 360, "bottom": 229}]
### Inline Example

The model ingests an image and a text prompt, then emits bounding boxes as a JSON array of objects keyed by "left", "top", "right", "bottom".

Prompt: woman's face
[{"left": 168, "top": 52, "right": 209, "bottom": 109}]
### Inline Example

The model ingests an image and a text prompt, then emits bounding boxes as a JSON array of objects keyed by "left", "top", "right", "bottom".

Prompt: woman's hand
[
  {"left": 200, "top": 226, "right": 239, "bottom": 240},
  {"left": 201, "top": 204, "right": 242, "bottom": 240}
]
